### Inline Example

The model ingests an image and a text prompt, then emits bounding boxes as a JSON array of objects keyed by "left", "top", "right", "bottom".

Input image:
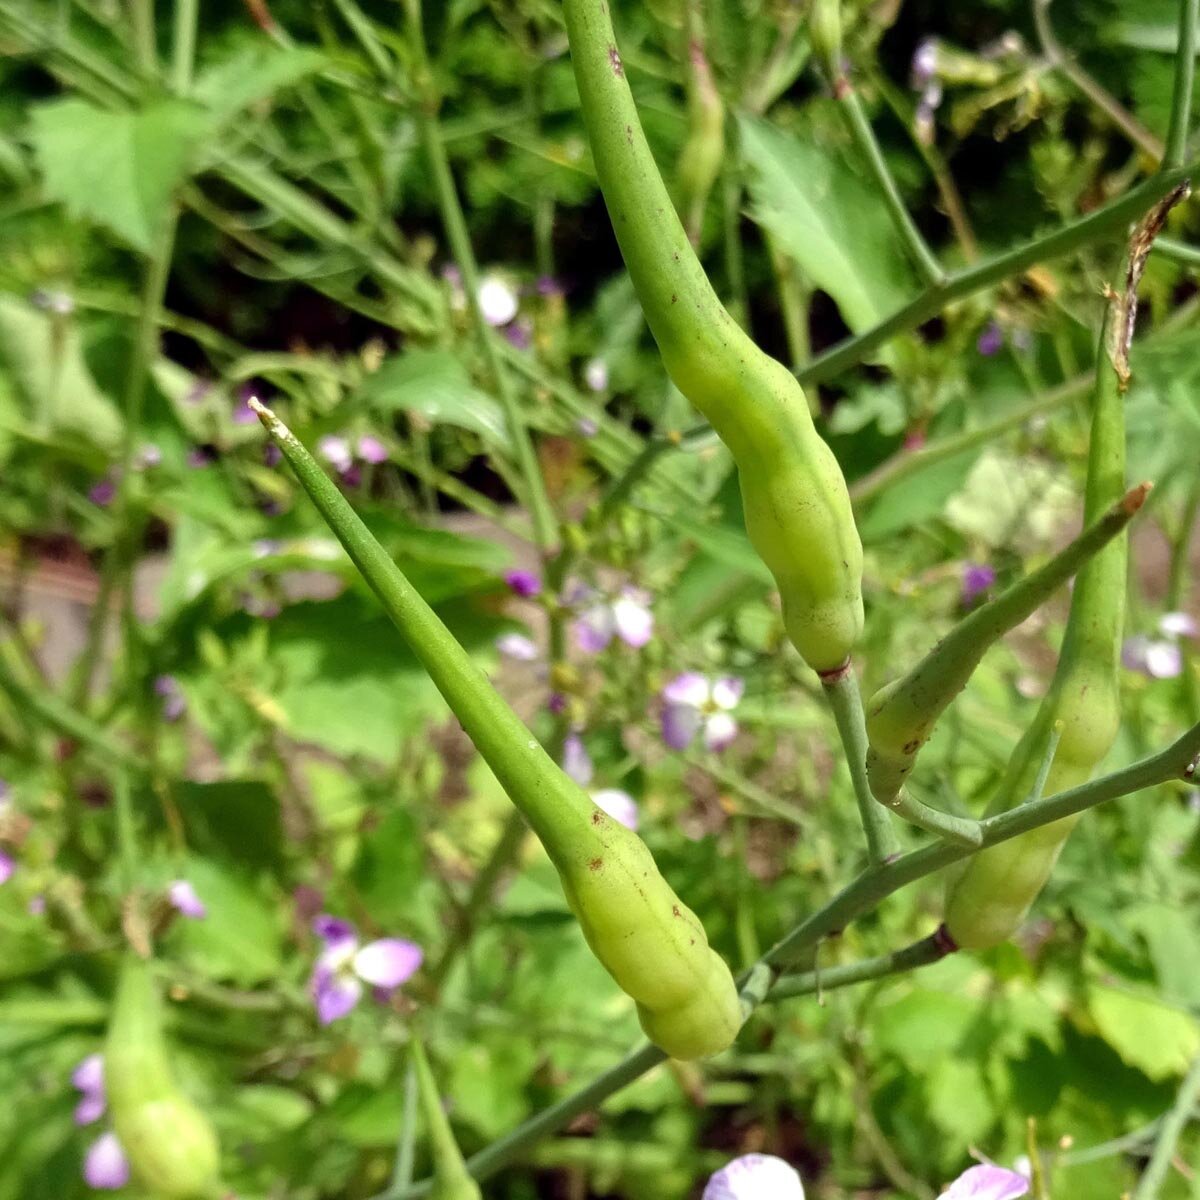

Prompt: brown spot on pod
[{"left": 589, "top": 857, "right": 603, "bottom": 871}]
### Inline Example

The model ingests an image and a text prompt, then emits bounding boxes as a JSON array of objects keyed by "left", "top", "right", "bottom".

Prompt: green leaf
[
  {"left": 171, "top": 857, "right": 284, "bottom": 985},
  {"left": 0, "top": 295, "right": 122, "bottom": 451},
  {"left": 29, "top": 98, "right": 210, "bottom": 251},
  {"left": 1086, "top": 984, "right": 1200, "bottom": 1081},
  {"left": 739, "top": 111, "right": 916, "bottom": 332},
  {"left": 192, "top": 46, "right": 327, "bottom": 123},
  {"left": 924, "top": 1057, "right": 996, "bottom": 1144},
  {"left": 361, "top": 349, "right": 512, "bottom": 448},
  {"left": 174, "top": 780, "right": 284, "bottom": 870},
  {"left": 874, "top": 989, "right": 978, "bottom": 1070}
]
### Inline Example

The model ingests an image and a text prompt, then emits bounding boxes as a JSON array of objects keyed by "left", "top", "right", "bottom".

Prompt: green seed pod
[
  {"left": 253, "top": 403, "right": 742, "bottom": 1059},
  {"left": 564, "top": 0, "right": 863, "bottom": 672},
  {"left": 943, "top": 186, "right": 1185, "bottom": 949},
  {"left": 865, "top": 482, "right": 1149, "bottom": 806},
  {"left": 105, "top": 956, "right": 221, "bottom": 1200},
  {"left": 809, "top": 0, "right": 843, "bottom": 81},
  {"left": 410, "top": 1039, "right": 482, "bottom": 1200}
]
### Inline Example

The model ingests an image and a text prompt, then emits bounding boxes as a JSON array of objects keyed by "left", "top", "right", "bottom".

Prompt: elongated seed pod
[
  {"left": 944, "top": 187, "right": 1186, "bottom": 949},
  {"left": 865, "top": 482, "right": 1150, "bottom": 806},
  {"left": 410, "top": 1040, "right": 482, "bottom": 1200},
  {"left": 254, "top": 402, "right": 741, "bottom": 1059},
  {"left": 564, "top": 0, "right": 863, "bottom": 672},
  {"left": 676, "top": 24, "right": 725, "bottom": 244},
  {"left": 105, "top": 956, "right": 221, "bottom": 1200}
]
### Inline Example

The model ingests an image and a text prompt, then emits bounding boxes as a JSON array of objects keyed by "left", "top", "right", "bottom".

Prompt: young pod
[
  {"left": 104, "top": 956, "right": 221, "bottom": 1200},
  {"left": 864, "top": 483, "right": 1148, "bottom": 806},
  {"left": 942, "top": 185, "right": 1184, "bottom": 948},
  {"left": 254, "top": 403, "right": 742, "bottom": 1060},
  {"left": 563, "top": 0, "right": 863, "bottom": 673},
  {"left": 410, "top": 1039, "right": 482, "bottom": 1200}
]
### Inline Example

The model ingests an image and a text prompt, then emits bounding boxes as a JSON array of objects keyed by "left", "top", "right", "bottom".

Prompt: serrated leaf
[
  {"left": 29, "top": 98, "right": 210, "bottom": 251},
  {"left": 739, "top": 112, "right": 916, "bottom": 332},
  {"left": 361, "top": 349, "right": 512, "bottom": 448}
]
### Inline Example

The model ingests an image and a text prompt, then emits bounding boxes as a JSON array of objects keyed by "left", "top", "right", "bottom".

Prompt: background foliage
[{"left": 2, "top": 0, "right": 1200, "bottom": 1197}]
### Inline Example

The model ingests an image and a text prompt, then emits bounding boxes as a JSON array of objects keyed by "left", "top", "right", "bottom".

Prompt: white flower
[
  {"left": 703, "top": 1154, "right": 805, "bottom": 1200},
  {"left": 584, "top": 358, "right": 609, "bottom": 392},
  {"left": 478, "top": 274, "right": 519, "bottom": 326},
  {"left": 661, "top": 673, "right": 744, "bottom": 752}
]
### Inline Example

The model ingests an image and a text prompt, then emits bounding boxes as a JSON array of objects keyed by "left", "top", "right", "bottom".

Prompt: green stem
[
  {"left": 1155, "top": 234, "right": 1200, "bottom": 267},
  {"left": 1164, "top": 0, "right": 1199, "bottom": 168},
  {"left": 835, "top": 81, "right": 944, "bottom": 285},
  {"left": 795, "top": 162, "right": 1195, "bottom": 386},
  {"left": 170, "top": 0, "right": 197, "bottom": 93},
  {"left": 390, "top": 1058, "right": 419, "bottom": 1194},
  {"left": 767, "top": 931, "right": 952, "bottom": 1001},
  {"left": 1132, "top": 1052, "right": 1200, "bottom": 1199},
  {"left": 820, "top": 668, "right": 901, "bottom": 865},
  {"left": 385, "top": 719, "right": 1200, "bottom": 1198},
  {"left": 1167, "top": 472, "right": 1200, "bottom": 608},
  {"left": 131, "top": 0, "right": 157, "bottom": 73},
  {"left": 402, "top": 0, "right": 557, "bottom": 555}
]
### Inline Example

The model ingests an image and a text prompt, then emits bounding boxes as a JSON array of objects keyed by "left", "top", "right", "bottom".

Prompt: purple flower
[
  {"left": 89, "top": 476, "right": 117, "bottom": 507},
  {"left": 703, "top": 1153, "right": 805, "bottom": 1199},
  {"left": 83, "top": 1131, "right": 130, "bottom": 1190},
  {"left": 167, "top": 879, "right": 207, "bottom": 920},
  {"left": 962, "top": 563, "right": 996, "bottom": 607},
  {"left": 310, "top": 915, "right": 422, "bottom": 1025},
  {"left": 977, "top": 322, "right": 1004, "bottom": 357},
  {"left": 573, "top": 586, "right": 654, "bottom": 653},
  {"left": 496, "top": 632, "right": 539, "bottom": 661},
  {"left": 591, "top": 788, "right": 638, "bottom": 830},
  {"left": 28, "top": 894, "right": 45, "bottom": 915},
  {"left": 939, "top": 1164, "right": 1029, "bottom": 1199},
  {"left": 547, "top": 692, "right": 567, "bottom": 715},
  {"left": 0, "top": 850, "right": 13, "bottom": 886},
  {"left": 536, "top": 275, "right": 564, "bottom": 297},
  {"left": 263, "top": 442, "right": 283, "bottom": 467},
  {"left": 1122, "top": 636, "right": 1183, "bottom": 679},
  {"left": 233, "top": 386, "right": 260, "bottom": 425},
  {"left": 72, "top": 1054, "right": 107, "bottom": 1126},
  {"left": 1160, "top": 611, "right": 1197, "bottom": 638},
  {"left": 504, "top": 318, "right": 534, "bottom": 350},
  {"left": 661, "top": 673, "right": 744, "bottom": 752},
  {"left": 505, "top": 570, "right": 542, "bottom": 598},
  {"left": 915, "top": 80, "right": 943, "bottom": 144},
  {"left": 576, "top": 416, "right": 599, "bottom": 438},
  {"left": 187, "top": 445, "right": 218, "bottom": 469},
  {"left": 562, "top": 733, "right": 594, "bottom": 787},
  {"left": 318, "top": 435, "right": 353, "bottom": 473},
  {"left": 134, "top": 443, "right": 162, "bottom": 470},
  {"left": 357, "top": 435, "right": 388, "bottom": 464},
  {"left": 154, "top": 675, "right": 186, "bottom": 722}
]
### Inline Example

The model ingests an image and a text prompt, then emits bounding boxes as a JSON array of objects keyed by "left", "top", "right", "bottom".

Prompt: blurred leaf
[
  {"left": 925, "top": 1057, "right": 996, "bottom": 1143},
  {"left": 739, "top": 112, "right": 916, "bottom": 332},
  {"left": 171, "top": 857, "right": 284, "bottom": 985},
  {"left": 1086, "top": 984, "right": 1200, "bottom": 1081},
  {"left": 29, "top": 99, "right": 210, "bottom": 251},
  {"left": 858, "top": 448, "right": 980, "bottom": 541},
  {"left": 944, "top": 449, "right": 1075, "bottom": 549},
  {"left": 193, "top": 47, "right": 327, "bottom": 123},
  {"left": 0, "top": 295, "right": 122, "bottom": 451},
  {"left": 362, "top": 349, "right": 512, "bottom": 448},
  {"left": 875, "top": 989, "right": 978, "bottom": 1070},
  {"left": 174, "top": 780, "right": 284, "bottom": 870}
]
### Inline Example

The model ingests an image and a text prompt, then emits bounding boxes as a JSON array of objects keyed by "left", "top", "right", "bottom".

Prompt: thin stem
[
  {"left": 131, "top": 0, "right": 157, "bottom": 73},
  {"left": 887, "top": 787, "right": 985, "bottom": 848},
  {"left": 1165, "top": 0, "right": 1199, "bottom": 169},
  {"left": 819, "top": 668, "right": 901, "bottom": 868},
  {"left": 1133, "top": 1052, "right": 1200, "bottom": 1199},
  {"left": 1033, "top": 0, "right": 1165, "bottom": 160},
  {"left": 1155, "top": 234, "right": 1200, "bottom": 267},
  {"left": 796, "top": 161, "right": 1195, "bottom": 386},
  {"left": 767, "top": 932, "right": 952, "bottom": 1001},
  {"left": 170, "top": 0, "right": 197, "bottom": 93},
  {"left": 402, "top": 0, "right": 558, "bottom": 555},
  {"left": 1168, "top": 472, "right": 1200, "bottom": 609},
  {"left": 391, "top": 1057, "right": 419, "bottom": 1193},
  {"left": 835, "top": 81, "right": 944, "bottom": 285}
]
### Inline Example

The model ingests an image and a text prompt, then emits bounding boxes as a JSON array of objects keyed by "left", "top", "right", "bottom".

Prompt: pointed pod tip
[
  {"left": 1123, "top": 481, "right": 1153, "bottom": 514},
  {"left": 247, "top": 397, "right": 297, "bottom": 447}
]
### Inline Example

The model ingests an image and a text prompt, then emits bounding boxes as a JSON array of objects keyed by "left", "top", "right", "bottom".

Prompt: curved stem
[
  {"left": 1164, "top": 0, "right": 1200, "bottom": 169},
  {"left": 1132, "top": 1052, "right": 1200, "bottom": 1199},
  {"left": 820, "top": 667, "right": 901, "bottom": 864},
  {"left": 767, "top": 932, "right": 952, "bottom": 1001}
]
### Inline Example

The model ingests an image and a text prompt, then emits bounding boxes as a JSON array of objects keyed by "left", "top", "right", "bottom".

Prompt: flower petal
[
  {"left": 72, "top": 1053, "right": 105, "bottom": 1097},
  {"left": 83, "top": 1132, "right": 130, "bottom": 1190},
  {"left": 496, "top": 632, "right": 539, "bottom": 662},
  {"left": 478, "top": 276, "right": 519, "bottom": 326},
  {"left": 703, "top": 712, "right": 739, "bottom": 752},
  {"left": 1160, "top": 611, "right": 1198, "bottom": 638},
  {"left": 662, "top": 672, "right": 710, "bottom": 707},
  {"left": 504, "top": 570, "right": 542, "bottom": 598},
  {"left": 573, "top": 606, "right": 614, "bottom": 654},
  {"left": 612, "top": 593, "right": 654, "bottom": 648},
  {"left": 702, "top": 1153, "right": 805, "bottom": 1200},
  {"left": 661, "top": 703, "right": 702, "bottom": 751},
  {"left": 0, "top": 850, "right": 12, "bottom": 885},
  {"left": 353, "top": 938, "right": 423, "bottom": 989},
  {"left": 710, "top": 676, "right": 744, "bottom": 711},
  {"left": 940, "top": 1164, "right": 1029, "bottom": 1200},
  {"left": 74, "top": 1093, "right": 107, "bottom": 1126},
  {"left": 167, "top": 880, "right": 207, "bottom": 920},
  {"left": 312, "top": 914, "right": 358, "bottom": 951},
  {"left": 317, "top": 435, "right": 353, "bottom": 472},
  {"left": 313, "top": 970, "right": 363, "bottom": 1025},
  {"left": 591, "top": 789, "right": 639, "bottom": 830},
  {"left": 562, "top": 734, "right": 595, "bottom": 787},
  {"left": 357, "top": 435, "right": 388, "bottom": 464},
  {"left": 1145, "top": 640, "right": 1184, "bottom": 679}
]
